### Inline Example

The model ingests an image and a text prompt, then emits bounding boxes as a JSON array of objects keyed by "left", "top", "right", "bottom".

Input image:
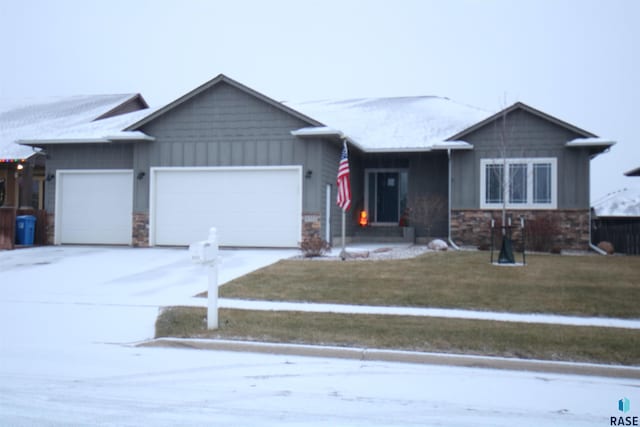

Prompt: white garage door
[
  {"left": 151, "top": 166, "right": 302, "bottom": 247},
  {"left": 55, "top": 170, "right": 133, "bottom": 245}
]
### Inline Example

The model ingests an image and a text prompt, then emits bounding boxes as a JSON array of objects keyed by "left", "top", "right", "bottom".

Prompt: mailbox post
[{"left": 189, "top": 228, "right": 219, "bottom": 330}]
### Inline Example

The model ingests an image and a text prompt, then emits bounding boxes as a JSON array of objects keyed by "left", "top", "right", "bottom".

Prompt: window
[
  {"left": 480, "top": 158, "right": 557, "bottom": 209},
  {"left": 533, "top": 163, "right": 552, "bottom": 204},
  {"left": 485, "top": 164, "right": 503, "bottom": 204},
  {"left": 509, "top": 163, "right": 527, "bottom": 204}
]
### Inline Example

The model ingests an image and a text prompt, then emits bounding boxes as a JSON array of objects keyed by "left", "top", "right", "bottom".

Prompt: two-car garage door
[
  {"left": 150, "top": 167, "right": 302, "bottom": 247},
  {"left": 55, "top": 167, "right": 302, "bottom": 247}
]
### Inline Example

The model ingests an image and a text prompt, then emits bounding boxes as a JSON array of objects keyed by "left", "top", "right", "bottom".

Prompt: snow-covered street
[{"left": 0, "top": 246, "right": 637, "bottom": 426}]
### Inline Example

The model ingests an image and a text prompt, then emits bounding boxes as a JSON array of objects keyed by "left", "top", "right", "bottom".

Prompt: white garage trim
[
  {"left": 55, "top": 170, "right": 134, "bottom": 245},
  {"left": 149, "top": 166, "right": 302, "bottom": 247}
]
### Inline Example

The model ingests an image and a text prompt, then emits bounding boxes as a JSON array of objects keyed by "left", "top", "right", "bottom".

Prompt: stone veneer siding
[
  {"left": 302, "top": 212, "right": 321, "bottom": 241},
  {"left": 132, "top": 213, "right": 150, "bottom": 247},
  {"left": 46, "top": 212, "right": 55, "bottom": 245},
  {"left": 451, "top": 209, "right": 591, "bottom": 251}
]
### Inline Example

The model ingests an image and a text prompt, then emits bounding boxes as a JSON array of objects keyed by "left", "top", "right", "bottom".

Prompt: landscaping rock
[
  {"left": 428, "top": 239, "right": 448, "bottom": 251},
  {"left": 597, "top": 241, "right": 615, "bottom": 255}
]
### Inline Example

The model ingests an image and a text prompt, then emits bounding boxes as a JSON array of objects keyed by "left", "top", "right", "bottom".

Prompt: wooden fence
[
  {"left": 591, "top": 217, "right": 640, "bottom": 255},
  {"left": 0, "top": 208, "right": 48, "bottom": 250}
]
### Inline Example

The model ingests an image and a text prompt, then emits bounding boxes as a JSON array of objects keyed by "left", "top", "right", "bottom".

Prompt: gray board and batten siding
[
  {"left": 450, "top": 106, "right": 593, "bottom": 210},
  {"left": 43, "top": 143, "right": 134, "bottom": 213},
  {"left": 41, "top": 78, "right": 342, "bottom": 244},
  {"left": 131, "top": 80, "right": 328, "bottom": 212}
]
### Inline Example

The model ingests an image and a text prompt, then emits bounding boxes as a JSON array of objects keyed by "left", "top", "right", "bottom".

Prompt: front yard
[
  {"left": 218, "top": 250, "right": 640, "bottom": 318},
  {"left": 157, "top": 250, "right": 640, "bottom": 365}
]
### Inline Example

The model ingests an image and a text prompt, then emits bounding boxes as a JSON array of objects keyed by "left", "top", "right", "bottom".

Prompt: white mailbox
[
  {"left": 189, "top": 227, "right": 220, "bottom": 330},
  {"left": 189, "top": 240, "right": 218, "bottom": 264}
]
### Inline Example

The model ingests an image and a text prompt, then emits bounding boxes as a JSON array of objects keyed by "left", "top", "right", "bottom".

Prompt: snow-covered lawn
[{"left": 0, "top": 246, "right": 636, "bottom": 426}]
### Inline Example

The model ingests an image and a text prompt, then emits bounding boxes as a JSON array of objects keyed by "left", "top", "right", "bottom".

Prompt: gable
[
  {"left": 454, "top": 106, "right": 591, "bottom": 155},
  {"left": 135, "top": 80, "right": 314, "bottom": 141},
  {"left": 449, "top": 102, "right": 596, "bottom": 142},
  {"left": 128, "top": 74, "right": 320, "bottom": 132}
]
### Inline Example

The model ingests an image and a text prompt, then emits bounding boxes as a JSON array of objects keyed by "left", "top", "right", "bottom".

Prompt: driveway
[{"left": 0, "top": 246, "right": 296, "bottom": 344}]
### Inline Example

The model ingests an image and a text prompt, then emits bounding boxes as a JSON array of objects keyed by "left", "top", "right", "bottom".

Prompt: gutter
[{"left": 447, "top": 148, "right": 460, "bottom": 250}]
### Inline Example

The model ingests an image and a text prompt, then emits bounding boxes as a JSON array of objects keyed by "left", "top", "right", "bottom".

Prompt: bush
[
  {"left": 299, "top": 235, "right": 331, "bottom": 258},
  {"left": 526, "top": 214, "right": 561, "bottom": 252}
]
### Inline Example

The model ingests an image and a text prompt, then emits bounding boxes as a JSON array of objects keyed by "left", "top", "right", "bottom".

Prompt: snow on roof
[
  {"left": 0, "top": 94, "right": 150, "bottom": 159},
  {"left": 16, "top": 107, "right": 158, "bottom": 145},
  {"left": 592, "top": 187, "right": 640, "bottom": 217},
  {"left": 565, "top": 137, "right": 616, "bottom": 148},
  {"left": 286, "top": 97, "right": 489, "bottom": 152}
]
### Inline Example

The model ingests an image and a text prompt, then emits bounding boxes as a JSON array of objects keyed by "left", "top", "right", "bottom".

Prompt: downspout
[
  {"left": 447, "top": 148, "right": 460, "bottom": 250},
  {"left": 589, "top": 206, "right": 607, "bottom": 255}
]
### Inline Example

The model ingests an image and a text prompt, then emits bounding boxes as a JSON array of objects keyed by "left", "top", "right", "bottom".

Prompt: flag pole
[
  {"left": 337, "top": 137, "right": 351, "bottom": 261},
  {"left": 340, "top": 209, "right": 346, "bottom": 260}
]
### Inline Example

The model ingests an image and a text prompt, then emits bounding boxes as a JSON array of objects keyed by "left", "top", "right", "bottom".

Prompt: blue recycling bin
[{"left": 16, "top": 215, "right": 36, "bottom": 245}]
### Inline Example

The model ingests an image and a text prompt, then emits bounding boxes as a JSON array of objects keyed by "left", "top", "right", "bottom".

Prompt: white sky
[{"left": 1, "top": 0, "right": 638, "bottom": 200}]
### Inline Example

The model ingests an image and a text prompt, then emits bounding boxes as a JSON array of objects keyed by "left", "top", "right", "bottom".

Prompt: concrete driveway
[{"left": 0, "top": 246, "right": 296, "bottom": 345}]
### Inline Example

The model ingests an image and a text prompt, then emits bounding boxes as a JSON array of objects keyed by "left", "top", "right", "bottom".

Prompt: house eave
[
  {"left": 624, "top": 166, "right": 640, "bottom": 177},
  {"left": 17, "top": 133, "right": 156, "bottom": 146},
  {"left": 291, "top": 127, "right": 474, "bottom": 153},
  {"left": 565, "top": 137, "right": 616, "bottom": 148}
]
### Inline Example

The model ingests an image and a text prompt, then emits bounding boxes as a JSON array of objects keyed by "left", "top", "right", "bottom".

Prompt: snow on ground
[{"left": 0, "top": 246, "right": 637, "bottom": 426}]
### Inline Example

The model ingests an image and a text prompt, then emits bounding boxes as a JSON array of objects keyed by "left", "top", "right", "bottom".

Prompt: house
[
  {"left": 591, "top": 188, "right": 640, "bottom": 255},
  {"left": 0, "top": 94, "right": 148, "bottom": 248},
  {"left": 12, "top": 74, "right": 614, "bottom": 250}
]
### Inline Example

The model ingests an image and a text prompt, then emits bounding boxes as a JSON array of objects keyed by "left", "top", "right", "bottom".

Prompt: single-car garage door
[
  {"left": 150, "top": 166, "right": 302, "bottom": 247},
  {"left": 55, "top": 170, "right": 133, "bottom": 245}
]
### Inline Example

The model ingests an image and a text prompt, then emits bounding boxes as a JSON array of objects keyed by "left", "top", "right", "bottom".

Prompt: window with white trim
[{"left": 480, "top": 158, "right": 557, "bottom": 209}]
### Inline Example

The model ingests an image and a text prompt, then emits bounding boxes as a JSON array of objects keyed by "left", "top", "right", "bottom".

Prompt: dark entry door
[{"left": 376, "top": 172, "right": 399, "bottom": 223}]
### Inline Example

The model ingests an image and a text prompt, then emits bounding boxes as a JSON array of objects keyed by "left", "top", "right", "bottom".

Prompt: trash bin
[{"left": 16, "top": 215, "right": 36, "bottom": 245}]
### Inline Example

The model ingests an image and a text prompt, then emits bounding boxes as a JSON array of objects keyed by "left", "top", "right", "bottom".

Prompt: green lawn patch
[
  {"left": 156, "top": 306, "right": 640, "bottom": 366},
  {"left": 217, "top": 251, "right": 640, "bottom": 318}
]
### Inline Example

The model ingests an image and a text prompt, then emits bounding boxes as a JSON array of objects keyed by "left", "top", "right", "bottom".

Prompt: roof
[
  {"left": 592, "top": 187, "right": 640, "bottom": 217},
  {"left": 0, "top": 94, "right": 151, "bottom": 160},
  {"left": 287, "top": 97, "right": 489, "bottom": 152},
  {"left": 625, "top": 166, "right": 640, "bottom": 177}
]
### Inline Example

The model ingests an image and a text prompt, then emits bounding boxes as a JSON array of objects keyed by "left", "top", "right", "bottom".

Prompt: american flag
[{"left": 336, "top": 140, "right": 351, "bottom": 211}]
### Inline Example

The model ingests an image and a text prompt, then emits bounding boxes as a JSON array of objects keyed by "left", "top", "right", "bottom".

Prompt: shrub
[
  {"left": 407, "top": 194, "right": 447, "bottom": 234},
  {"left": 526, "top": 214, "right": 561, "bottom": 252},
  {"left": 299, "top": 235, "right": 331, "bottom": 258}
]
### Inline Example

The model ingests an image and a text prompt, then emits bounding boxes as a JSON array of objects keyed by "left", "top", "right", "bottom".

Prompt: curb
[{"left": 138, "top": 338, "right": 640, "bottom": 380}]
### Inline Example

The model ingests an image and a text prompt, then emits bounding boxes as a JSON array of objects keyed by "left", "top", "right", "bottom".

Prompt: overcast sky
[{"left": 1, "top": 0, "right": 638, "bottom": 200}]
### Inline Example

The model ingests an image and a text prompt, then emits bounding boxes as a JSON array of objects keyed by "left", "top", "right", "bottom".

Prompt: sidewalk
[{"left": 218, "top": 298, "right": 640, "bottom": 330}]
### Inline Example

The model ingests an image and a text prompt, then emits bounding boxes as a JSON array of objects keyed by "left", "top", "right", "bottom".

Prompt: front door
[
  {"left": 366, "top": 170, "right": 408, "bottom": 224},
  {"left": 377, "top": 172, "right": 399, "bottom": 222}
]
